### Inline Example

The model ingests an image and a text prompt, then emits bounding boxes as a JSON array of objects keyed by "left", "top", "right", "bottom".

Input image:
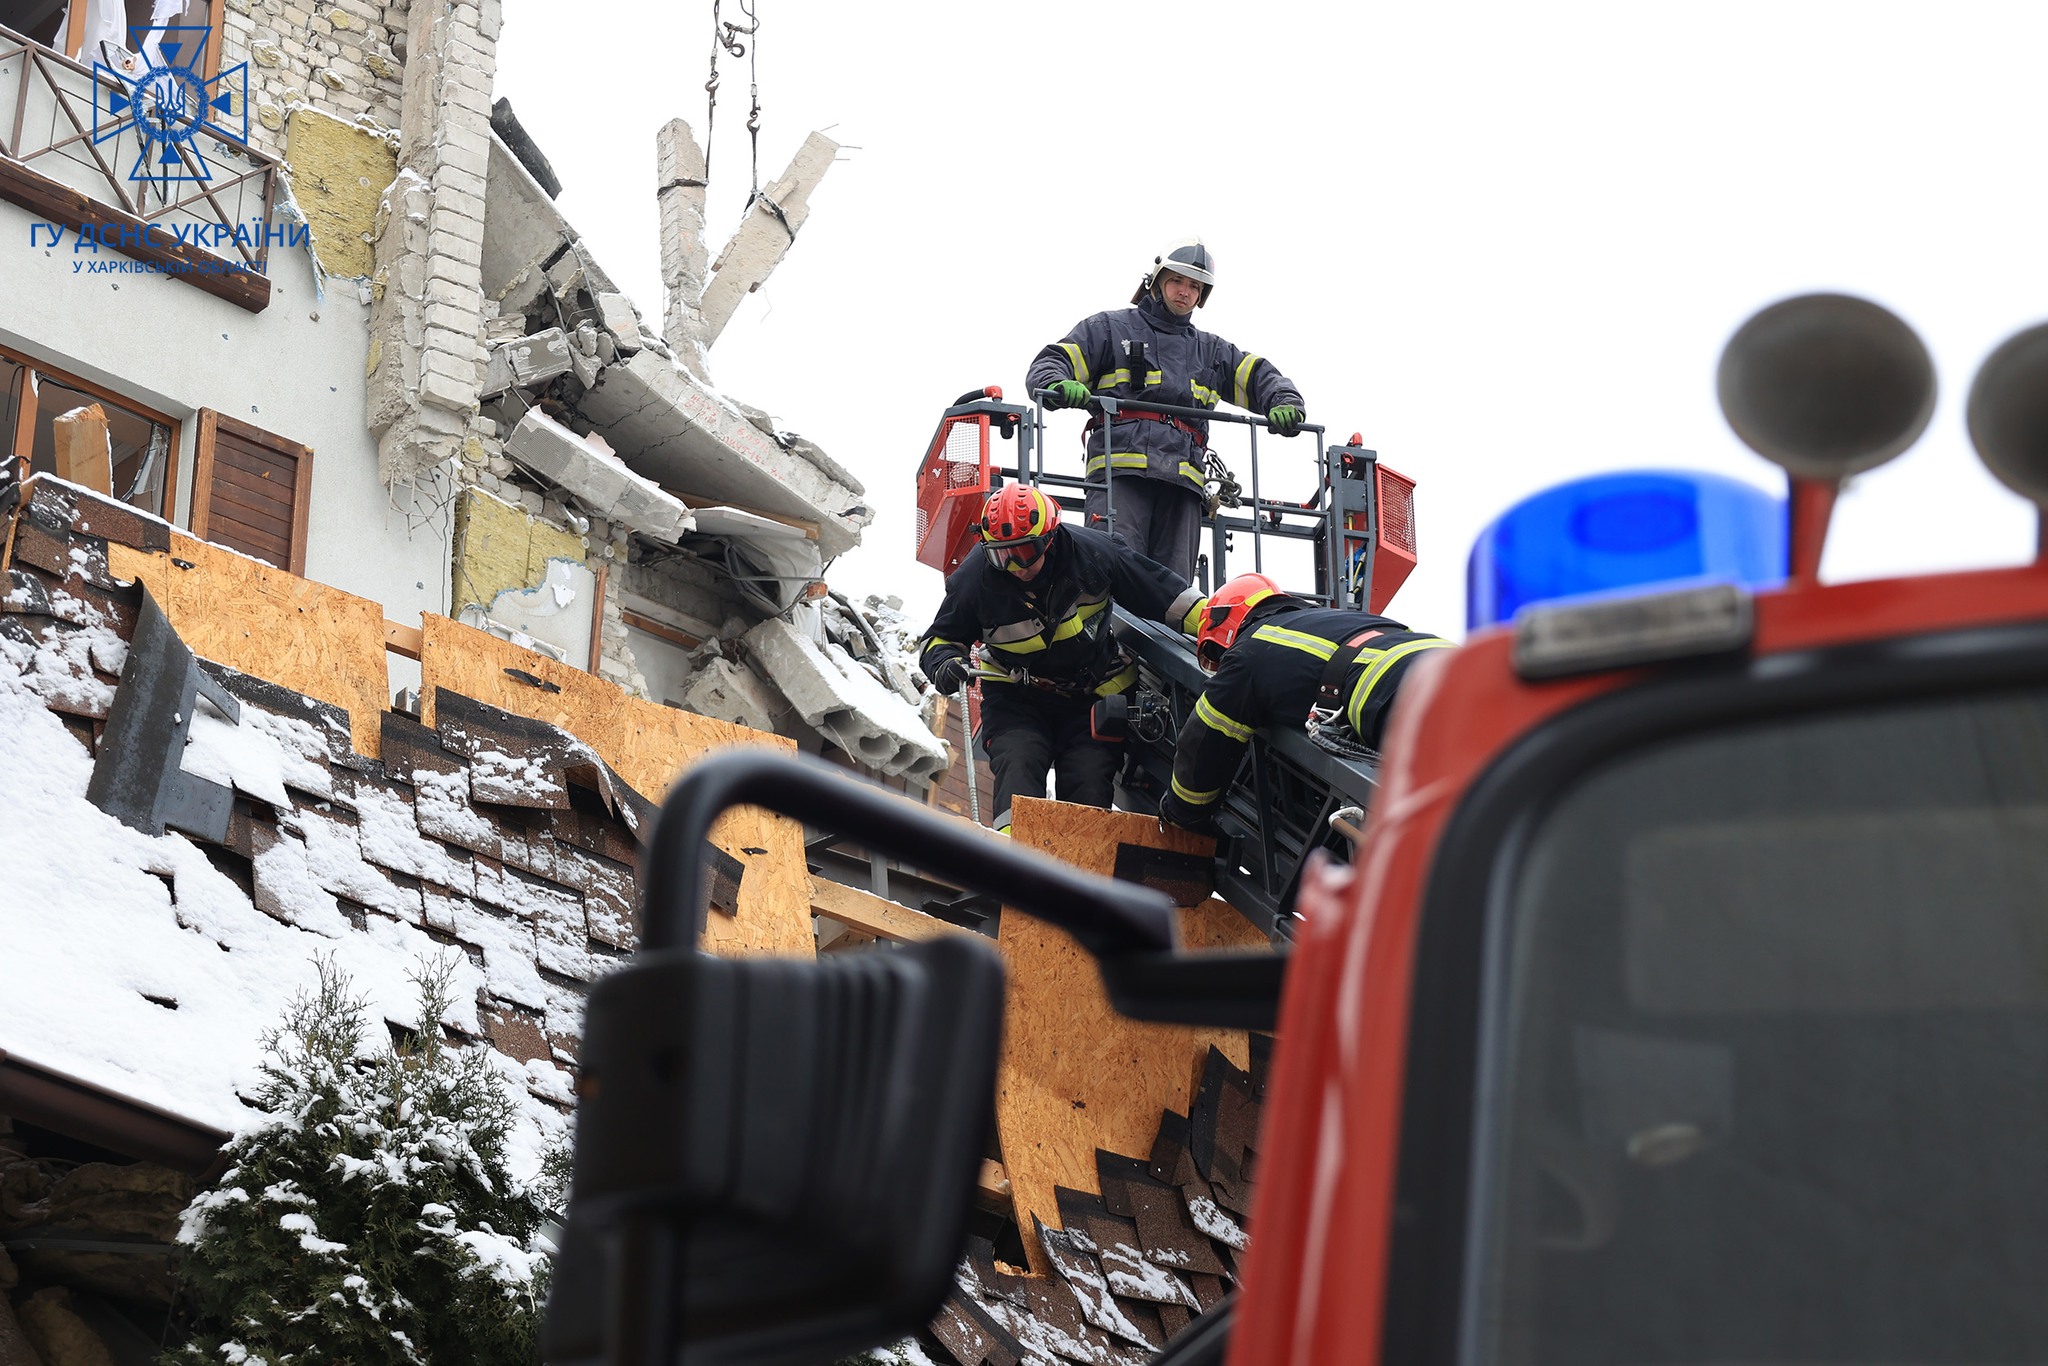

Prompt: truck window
[{"left": 1473, "top": 686, "right": 2048, "bottom": 1365}]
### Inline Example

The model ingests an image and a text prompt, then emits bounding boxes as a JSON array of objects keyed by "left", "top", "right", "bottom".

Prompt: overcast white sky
[{"left": 498, "top": 2, "right": 2048, "bottom": 639}]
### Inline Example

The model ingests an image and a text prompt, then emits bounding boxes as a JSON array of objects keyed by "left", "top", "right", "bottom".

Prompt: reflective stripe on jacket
[
  {"left": 1162, "top": 604, "right": 1454, "bottom": 818},
  {"left": 1026, "top": 295, "right": 1303, "bottom": 494},
  {"left": 919, "top": 524, "right": 1204, "bottom": 696}
]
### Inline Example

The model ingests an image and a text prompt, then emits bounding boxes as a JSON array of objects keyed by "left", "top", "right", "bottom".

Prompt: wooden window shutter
[{"left": 189, "top": 410, "right": 314, "bottom": 575}]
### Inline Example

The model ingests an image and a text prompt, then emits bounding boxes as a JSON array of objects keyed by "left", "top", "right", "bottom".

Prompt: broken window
[
  {"left": 0, "top": 0, "right": 222, "bottom": 76},
  {"left": 190, "top": 409, "right": 312, "bottom": 574},
  {"left": 2, "top": 344, "right": 179, "bottom": 518}
]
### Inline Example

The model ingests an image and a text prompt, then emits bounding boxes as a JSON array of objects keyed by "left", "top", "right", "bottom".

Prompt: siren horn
[
  {"left": 1965, "top": 323, "right": 2048, "bottom": 555},
  {"left": 1717, "top": 293, "right": 1937, "bottom": 582}
]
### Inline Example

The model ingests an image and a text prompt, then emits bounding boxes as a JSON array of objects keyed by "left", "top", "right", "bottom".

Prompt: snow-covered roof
[{"left": 0, "top": 495, "right": 702, "bottom": 1178}]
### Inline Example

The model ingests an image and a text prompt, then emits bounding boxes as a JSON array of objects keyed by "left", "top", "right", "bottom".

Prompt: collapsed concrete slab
[
  {"left": 741, "top": 617, "right": 949, "bottom": 783},
  {"left": 503, "top": 410, "right": 694, "bottom": 542},
  {"left": 482, "top": 134, "right": 575, "bottom": 313},
  {"left": 580, "top": 351, "right": 870, "bottom": 558}
]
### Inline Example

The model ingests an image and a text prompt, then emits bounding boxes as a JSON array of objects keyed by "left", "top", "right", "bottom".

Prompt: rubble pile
[{"left": 926, "top": 1045, "right": 1267, "bottom": 1366}]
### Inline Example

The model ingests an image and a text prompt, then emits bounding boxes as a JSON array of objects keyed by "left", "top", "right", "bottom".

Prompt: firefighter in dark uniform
[
  {"left": 920, "top": 483, "right": 1205, "bottom": 835},
  {"left": 1026, "top": 238, "right": 1308, "bottom": 582},
  {"left": 1158, "top": 572, "right": 1456, "bottom": 831}
]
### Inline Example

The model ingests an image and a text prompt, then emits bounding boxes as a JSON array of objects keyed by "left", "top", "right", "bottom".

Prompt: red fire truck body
[{"left": 1237, "top": 553, "right": 2048, "bottom": 1365}]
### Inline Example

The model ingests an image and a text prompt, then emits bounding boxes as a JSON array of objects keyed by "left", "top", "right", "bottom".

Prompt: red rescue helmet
[
  {"left": 1195, "top": 572, "right": 1283, "bottom": 671},
  {"left": 978, "top": 484, "right": 1061, "bottom": 574}
]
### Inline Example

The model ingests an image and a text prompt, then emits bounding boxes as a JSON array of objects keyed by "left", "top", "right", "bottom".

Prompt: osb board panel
[
  {"left": 418, "top": 614, "right": 812, "bottom": 960},
  {"left": 996, "top": 797, "right": 1269, "bottom": 1275},
  {"left": 107, "top": 534, "right": 388, "bottom": 758}
]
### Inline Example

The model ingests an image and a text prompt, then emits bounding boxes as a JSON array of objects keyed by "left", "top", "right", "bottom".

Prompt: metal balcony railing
[{"left": 0, "top": 24, "right": 281, "bottom": 277}]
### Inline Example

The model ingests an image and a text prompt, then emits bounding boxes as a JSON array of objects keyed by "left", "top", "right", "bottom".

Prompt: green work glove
[
  {"left": 1267, "top": 403, "right": 1305, "bottom": 436},
  {"left": 1046, "top": 379, "right": 1092, "bottom": 410}
]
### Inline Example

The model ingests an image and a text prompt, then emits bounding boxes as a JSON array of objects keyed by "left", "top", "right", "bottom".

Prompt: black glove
[
  {"left": 929, "top": 656, "right": 970, "bottom": 694},
  {"left": 1045, "top": 379, "right": 1091, "bottom": 409}
]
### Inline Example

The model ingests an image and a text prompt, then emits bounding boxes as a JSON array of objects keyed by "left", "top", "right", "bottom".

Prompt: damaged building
[
  {"left": 0, "top": 2, "right": 1255, "bottom": 1362},
  {"left": 0, "top": 0, "right": 947, "bottom": 788}
]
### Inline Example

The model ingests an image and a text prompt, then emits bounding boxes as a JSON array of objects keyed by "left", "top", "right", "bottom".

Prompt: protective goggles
[{"left": 981, "top": 535, "right": 1049, "bottom": 572}]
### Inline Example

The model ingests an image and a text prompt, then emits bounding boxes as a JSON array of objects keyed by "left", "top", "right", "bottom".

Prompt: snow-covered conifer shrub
[{"left": 168, "top": 956, "right": 556, "bottom": 1365}]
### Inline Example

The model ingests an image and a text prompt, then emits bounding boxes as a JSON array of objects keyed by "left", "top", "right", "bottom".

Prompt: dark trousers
[
  {"left": 1085, "top": 476, "right": 1204, "bottom": 584},
  {"left": 977, "top": 685, "right": 1118, "bottom": 833}
]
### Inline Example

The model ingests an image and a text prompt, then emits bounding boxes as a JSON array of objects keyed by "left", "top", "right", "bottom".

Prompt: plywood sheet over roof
[
  {"left": 418, "top": 614, "right": 812, "bottom": 959},
  {"left": 995, "top": 797, "right": 1269, "bottom": 1275},
  {"left": 106, "top": 533, "right": 388, "bottom": 758}
]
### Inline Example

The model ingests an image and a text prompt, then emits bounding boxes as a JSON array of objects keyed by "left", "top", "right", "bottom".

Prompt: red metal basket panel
[
  {"left": 916, "top": 414, "right": 993, "bottom": 573},
  {"left": 1369, "top": 463, "right": 1419, "bottom": 614}
]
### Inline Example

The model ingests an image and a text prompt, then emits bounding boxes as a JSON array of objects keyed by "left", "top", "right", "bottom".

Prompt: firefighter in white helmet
[{"left": 1026, "top": 238, "right": 1308, "bottom": 582}]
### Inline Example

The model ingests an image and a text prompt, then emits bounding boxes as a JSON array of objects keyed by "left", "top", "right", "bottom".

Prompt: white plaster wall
[{"left": 0, "top": 196, "right": 450, "bottom": 637}]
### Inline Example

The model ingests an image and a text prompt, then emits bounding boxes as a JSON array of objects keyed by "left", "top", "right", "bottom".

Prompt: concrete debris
[
  {"left": 482, "top": 134, "right": 575, "bottom": 312},
  {"left": 481, "top": 120, "right": 863, "bottom": 556},
  {"left": 741, "top": 617, "right": 948, "bottom": 783},
  {"left": 654, "top": 119, "right": 711, "bottom": 378},
  {"left": 493, "top": 328, "right": 572, "bottom": 390},
  {"left": 546, "top": 240, "right": 616, "bottom": 304},
  {"left": 503, "top": 410, "right": 694, "bottom": 543},
  {"left": 699, "top": 131, "right": 840, "bottom": 347},
  {"left": 481, "top": 349, "right": 511, "bottom": 400},
  {"left": 594, "top": 292, "right": 646, "bottom": 355},
  {"left": 580, "top": 351, "right": 867, "bottom": 558},
  {"left": 735, "top": 402, "right": 867, "bottom": 497},
  {"left": 822, "top": 593, "right": 923, "bottom": 707},
  {"left": 674, "top": 655, "right": 792, "bottom": 736}
]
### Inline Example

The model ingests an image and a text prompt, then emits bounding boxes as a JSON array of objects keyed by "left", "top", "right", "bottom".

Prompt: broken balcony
[{"left": 0, "top": 20, "right": 283, "bottom": 311}]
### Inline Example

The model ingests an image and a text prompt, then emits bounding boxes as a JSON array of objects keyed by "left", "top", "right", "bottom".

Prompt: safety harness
[
  {"left": 1085, "top": 406, "right": 1210, "bottom": 447},
  {"left": 1308, "top": 628, "right": 1387, "bottom": 730},
  {"left": 1083, "top": 408, "right": 1244, "bottom": 512}
]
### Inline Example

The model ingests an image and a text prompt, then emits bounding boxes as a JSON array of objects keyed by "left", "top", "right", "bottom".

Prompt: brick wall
[{"left": 218, "top": 0, "right": 410, "bottom": 161}]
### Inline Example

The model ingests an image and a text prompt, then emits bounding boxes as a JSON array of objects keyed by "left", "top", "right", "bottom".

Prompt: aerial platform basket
[{"left": 914, "top": 387, "right": 1028, "bottom": 574}]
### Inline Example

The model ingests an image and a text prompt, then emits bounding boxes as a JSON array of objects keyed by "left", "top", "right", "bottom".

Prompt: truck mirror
[
  {"left": 541, "top": 935, "right": 1004, "bottom": 1366},
  {"left": 543, "top": 751, "right": 1179, "bottom": 1365}
]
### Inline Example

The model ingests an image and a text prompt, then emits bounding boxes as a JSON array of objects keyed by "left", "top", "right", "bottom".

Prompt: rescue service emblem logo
[{"left": 93, "top": 25, "right": 250, "bottom": 186}]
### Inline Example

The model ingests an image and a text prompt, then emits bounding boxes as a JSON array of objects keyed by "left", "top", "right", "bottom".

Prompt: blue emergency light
[{"left": 1466, "top": 471, "right": 1786, "bottom": 631}]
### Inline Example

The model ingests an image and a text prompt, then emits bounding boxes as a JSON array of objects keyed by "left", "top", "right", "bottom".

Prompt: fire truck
[{"left": 543, "top": 292, "right": 2048, "bottom": 1365}]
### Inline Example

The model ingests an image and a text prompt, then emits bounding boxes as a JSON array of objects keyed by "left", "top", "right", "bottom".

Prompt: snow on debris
[
  {"left": 183, "top": 698, "right": 336, "bottom": 805},
  {"left": 1100, "top": 1240, "right": 1201, "bottom": 1308},
  {"left": 1186, "top": 1194, "right": 1248, "bottom": 1250},
  {"left": 0, "top": 663, "right": 565, "bottom": 1178},
  {"left": 184, "top": 697, "right": 293, "bottom": 808},
  {"left": 0, "top": 616, "right": 125, "bottom": 715},
  {"left": 468, "top": 746, "right": 552, "bottom": 801}
]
